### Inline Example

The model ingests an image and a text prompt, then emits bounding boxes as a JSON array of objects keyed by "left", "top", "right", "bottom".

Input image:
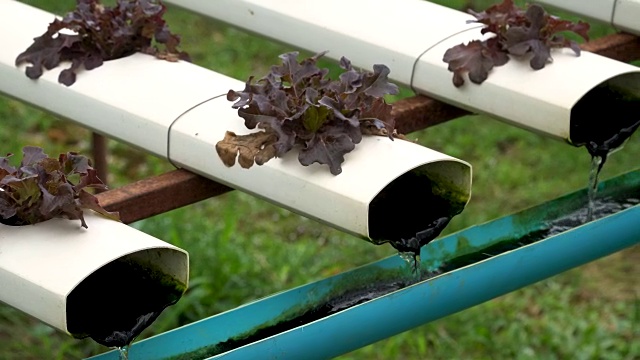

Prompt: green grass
[{"left": 1, "top": 0, "right": 639, "bottom": 359}]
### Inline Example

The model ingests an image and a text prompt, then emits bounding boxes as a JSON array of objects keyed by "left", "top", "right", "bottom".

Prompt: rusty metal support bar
[
  {"left": 93, "top": 32, "right": 639, "bottom": 222},
  {"left": 391, "top": 95, "right": 470, "bottom": 134},
  {"left": 91, "top": 132, "right": 109, "bottom": 191},
  {"left": 581, "top": 32, "right": 640, "bottom": 63},
  {"left": 95, "top": 169, "right": 233, "bottom": 224}
]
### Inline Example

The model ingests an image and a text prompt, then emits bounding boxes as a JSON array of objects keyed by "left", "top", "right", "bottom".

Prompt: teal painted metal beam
[{"left": 90, "top": 169, "right": 640, "bottom": 360}]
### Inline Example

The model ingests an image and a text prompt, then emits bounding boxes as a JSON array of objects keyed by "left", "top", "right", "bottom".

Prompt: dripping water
[
  {"left": 367, "top": 169, "right": 465, "bottom": 281},
  {"left": 570, "top": 75, "right": 640, "bottom": 219},
  {"left": 586, "top": 155, "right": 604, "bottom": 221},
  {"left": 118, "top": 346, "right": 129, "bottom": 360},
  {"left": 398, "top": 251, "right": 421, "bottom": 280},
  {"left": 583, "top": 116, "right": 638, "bottom": 221}
]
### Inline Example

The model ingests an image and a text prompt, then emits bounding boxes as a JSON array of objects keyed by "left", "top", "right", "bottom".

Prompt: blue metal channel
[{"left": 90, "top": 169, "right": 640, "bottom": 360}]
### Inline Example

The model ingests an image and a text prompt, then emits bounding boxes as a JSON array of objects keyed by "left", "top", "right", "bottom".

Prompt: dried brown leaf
[{"left": 215, "top": 131, "right": 278, "bottom": 169}]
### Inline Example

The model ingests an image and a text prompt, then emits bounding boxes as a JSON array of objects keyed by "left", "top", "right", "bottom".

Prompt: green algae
[
  {"left": 67, "top": 259, "right": 186, "bottom": 348},
  {"left": 368, "top": 168, "right": 467, "bottom": 255}
]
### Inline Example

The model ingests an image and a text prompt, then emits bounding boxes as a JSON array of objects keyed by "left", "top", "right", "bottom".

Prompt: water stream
[
  {"left": 583, "top": 116, "right": 638, "bottom": 222},
  {"left": 586, "top": 155, "right": 604, "bottom": 221},
  {"left": 571, "top": 76, "right": 640, "bottom": 222},
  {"left": 398, "top": 251, "right": 422, "bottom": 280},
  {"left": 368, "top": 169, "right": 465, "bottom": 273},
  {"left": 118, "top": 346, "right": 129, "bottom": 360}
]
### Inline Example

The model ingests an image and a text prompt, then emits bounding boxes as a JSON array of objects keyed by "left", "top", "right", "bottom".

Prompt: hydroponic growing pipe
[
  {"left": 89, "top": 169, "right": 640, "bottom": 360},
  {"left": 164, "top": 0, "right": 640, "bottom": 147},
  {"left": 536, "top": 0, "right": 640, "bottom": 36},
  {"left": 0, "top": 211, "right": 189, "bottom": 341}
]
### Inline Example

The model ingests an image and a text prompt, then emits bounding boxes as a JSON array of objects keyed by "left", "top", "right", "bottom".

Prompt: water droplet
[
  {"left": 586, "top": 155, "right": 604, "bottom": 222},
  {"left": 398, "top": 251, "right": 421, "bottom": 282},
  {"left": 118, "top": 346, "right": 129, "bottom": 360}
]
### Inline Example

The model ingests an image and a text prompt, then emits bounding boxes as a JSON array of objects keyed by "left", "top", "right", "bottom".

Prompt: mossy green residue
[
  {"left": 67, "top": 259, "right": 186, "bottom": 348},
  {"left": 167, "top": 234, "right": 546, "bottom": 360},
  {"left": 369, "top": 169, "right": 468, "bottom": 255},
  {"left": 454, "top": 236, "right": 473, "bottom": 255},
  {"left": 166, "top": 264, "right": 442, "bottom": 360},
  {"left": 440, "top": 230, "right": 548, "bottom": 273},
  {"left": 571, "top": 76, "right": 640, "bottom": 159},
  {"left": 423, "top": 171, "right": 469, "bottom": 214},
  {"left": 165, "top": 230, "right": 561, "bottom": 360}
]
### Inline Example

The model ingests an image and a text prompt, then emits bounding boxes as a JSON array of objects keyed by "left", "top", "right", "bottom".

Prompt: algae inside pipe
[
  {"left": 66, "top": 258, "right": 187, "bottom": 349},
  {"left": 571, "top": 73, "right": 640, "bottom": 161},
  {"left": 368, "top": 168, "right": 468, "bottom": 264}
]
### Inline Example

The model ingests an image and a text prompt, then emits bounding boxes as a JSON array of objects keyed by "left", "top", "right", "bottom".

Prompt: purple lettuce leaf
[
  {"left": 0, "top": 146, "right": 119, "bottom": 228},
  {"left": 298, "top": 120, "right": 362, "bottom": 175},
  {"left": 444, "top": 0, "right": 590, "bottom": 86},
  {"left": 468, "top": 0, "right": 525, "bottom": 34},
  {"left": 15, "top": 0, "right": 189, "bottom": 86},
  {"left": 221, "top": 51, "right": 400, "bottom": 174},
  {"left": 443, "top": 38, "right": 508, "bottom": 86}
]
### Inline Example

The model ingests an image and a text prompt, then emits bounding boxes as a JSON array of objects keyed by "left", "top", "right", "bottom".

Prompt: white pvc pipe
[
  {"left": 536, "top": 0, "right": 640, "bottom": 36},
  {"left": 0, "top": 0, "right": 472, "bottom": 242},
  {"left": 0, "top": 211, "right": 189, "bottom": 337},
  {"left": 164, "top": 0, "right": 640, "bottom": 144},
  {"left": 170, "top": 98, "right": 471, "bottom": 240},
  {"left": 413, "top": 32, "right": 640, "bottom": 142}
]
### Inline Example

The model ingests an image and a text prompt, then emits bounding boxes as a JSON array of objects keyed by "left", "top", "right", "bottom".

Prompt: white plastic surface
[
  {"left": 0, "top": 212, "right": 188, "bottom": 334},
  {"left": 414, "top": 31, "right": 639, "bottom": 140},
  {"left": 535, "top": 0, "right": 616, "bottom": 24},
  {"left": 614, "top": 0, "right": 640, "bottom": 35},
  {"left": 536, "top": 0, "right": 640, "bottom": 36},
  {"left": 166, "top": 0, "right": 640, "bottom": 142}
]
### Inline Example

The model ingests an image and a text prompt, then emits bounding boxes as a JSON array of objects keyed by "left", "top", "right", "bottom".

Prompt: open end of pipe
[
  {"left": 367, "top": 160, "right": 471, "bottom": 253},
  {"left": 66, "top": 248, "right": 188, "bottom": 348},
  {"left": 570, "top": 72, "right": 640, "bottom": 158}
]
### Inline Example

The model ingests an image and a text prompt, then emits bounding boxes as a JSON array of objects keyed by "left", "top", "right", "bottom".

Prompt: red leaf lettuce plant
[
  {"left": 0, "top": 146, "right": 119, "bottom": 228},
  {"left": 15, "top": 0, "right": 189, "bottom": 86},
  {"left": 217, "top": 51, "right": 400, "bottom": 175},
  {"left": 443, "top": 0, "right": 590, "bottom": 86}
]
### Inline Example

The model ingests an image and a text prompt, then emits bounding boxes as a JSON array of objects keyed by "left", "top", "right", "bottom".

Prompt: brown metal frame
[{"left": 94, "top": 33, "right": 640, "bottom": 224}]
